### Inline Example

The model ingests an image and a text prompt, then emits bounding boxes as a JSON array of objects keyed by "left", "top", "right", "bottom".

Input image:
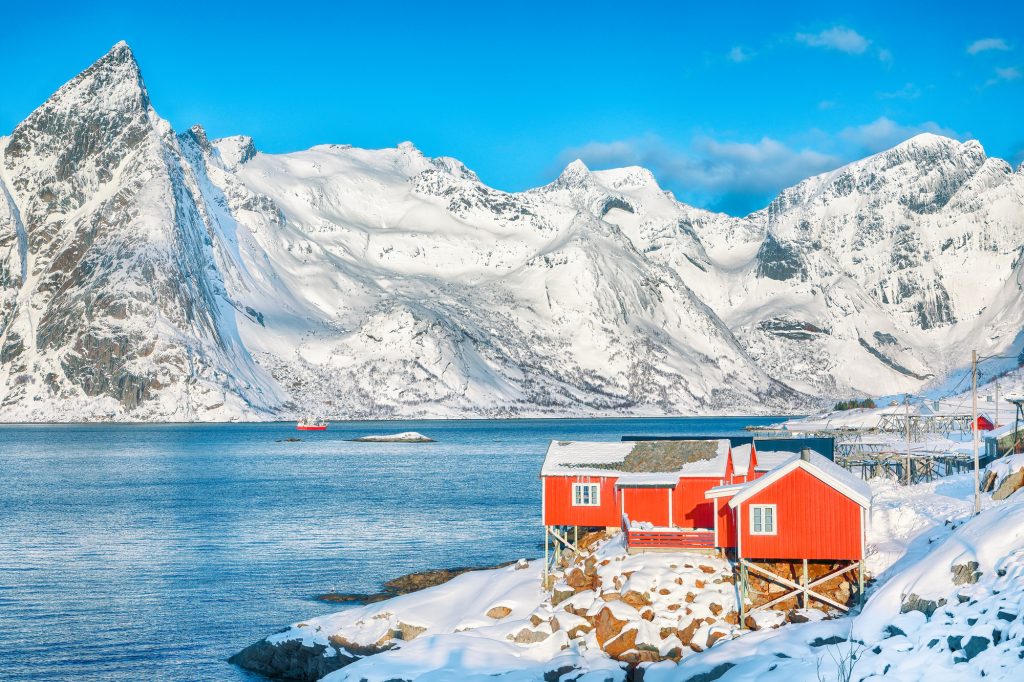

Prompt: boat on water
[{"left": 296, "top": 417, "right": 329, "bottom": 431}]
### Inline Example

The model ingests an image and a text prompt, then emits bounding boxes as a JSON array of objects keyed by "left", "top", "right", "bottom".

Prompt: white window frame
[
  {"left": 749, "top": 504, "right": 777, "bottom": 535},
  {"left": 572, "top": 482, "right": 601, "bottom": 507}
]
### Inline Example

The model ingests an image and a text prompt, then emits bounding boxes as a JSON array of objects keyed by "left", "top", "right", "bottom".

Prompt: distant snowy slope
[
  {"left": 212, "top": 144, "right": 799, "bottom": 417},
  {"left": 0, "top": 42, "right": 1021, "bottom": 421}
]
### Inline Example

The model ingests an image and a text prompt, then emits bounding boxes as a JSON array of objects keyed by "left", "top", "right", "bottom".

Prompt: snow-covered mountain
[{"left": 0, "top": 42, "right": 1021, "bottom": 421}]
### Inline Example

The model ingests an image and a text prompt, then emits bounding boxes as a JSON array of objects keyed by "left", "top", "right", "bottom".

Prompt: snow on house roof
[
  {"left": 987, "top": 421, "right": 1023, "bottom": 440},
  {"left": 730, "top": 451, "right": 871, "bottom": 509},
  {"left": 541, "top": 439, "right": 730, "bottom": 480},
  {"left": 731, "top": 443, "right": 753, "bottom": 473},
  {"left": 705, "top": 482, "right": 746, "bottom": 499},
  {"left": 753, "top": 450, "right": 792, "bottom": 472}
]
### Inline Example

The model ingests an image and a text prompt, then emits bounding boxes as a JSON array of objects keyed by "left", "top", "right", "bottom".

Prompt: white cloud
[
  {"left": 986, "top": 66, "right": 1022, "bottom": 86},
  {"left": 555, "top": 119, "right": 966, "bottom": 214},
  {"left": 877, "top": 83, "right": 921, "bottom": 100},
  {"left": 728, "top": 46, "right": 755, "bottom": 63},
  {"left": 556, "top": 134, "right": 839, "bottom": 215},
  {"left": 838, "top": 117, "right": 962, "bottom": 152},
  {"left": 796, "top": 26, "right": 871, "bottom": 54},
  {"left": 818, "top": 100, "right": 838, "bottom": 110},
  {"left": 967, "top": 38, "right": 1010, "bottom": 55}
]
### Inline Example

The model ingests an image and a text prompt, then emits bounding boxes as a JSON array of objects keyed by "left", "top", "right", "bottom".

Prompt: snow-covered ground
[{"left": 237, "top": 468, "right": 1024, "bottom": 681}]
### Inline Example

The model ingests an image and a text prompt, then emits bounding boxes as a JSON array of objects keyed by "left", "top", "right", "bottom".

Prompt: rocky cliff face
[
  {"left": 0, "top": 42, "right": 1021, "bottom": 421},
  {"left": 0, "top": 43, "right": 281, "bottom": 420}
]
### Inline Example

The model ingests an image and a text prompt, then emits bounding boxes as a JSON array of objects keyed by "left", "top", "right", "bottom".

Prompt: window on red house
[
  {"left": 750, "top": 504, "right": 777, "bottom": 535},
  {"left": 572, "top": 483, "right": 600, "bottom": 506}
]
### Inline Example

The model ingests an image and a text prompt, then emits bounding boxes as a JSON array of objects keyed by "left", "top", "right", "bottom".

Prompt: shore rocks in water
[
  {"left": 349, "top": 431, "right": 435, "bottom": 443},
  {"left": 227, "top": 638, "right": 355, "bottom": 681}
]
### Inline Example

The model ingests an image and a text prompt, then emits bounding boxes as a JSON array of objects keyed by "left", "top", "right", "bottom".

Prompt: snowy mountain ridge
[{"left": 0, "top": 42, "right": 1021, "bottom": 421}]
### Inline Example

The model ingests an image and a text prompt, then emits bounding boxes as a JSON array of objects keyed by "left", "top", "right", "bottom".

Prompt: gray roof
[{"left": 542, "top": 439, "right": 730, "bottom": 480}]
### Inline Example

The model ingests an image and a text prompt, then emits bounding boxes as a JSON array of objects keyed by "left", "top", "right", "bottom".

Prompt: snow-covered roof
[
  {"left": 541, "top": 439, "right": 730, "bottom": 481},
  {"left": 705, "top": 483, "right": 746, "bottom": 499},
  {"left": 729, "top": 452, "right": 871, "bottom": 509},
  {"left": 731, "top": 443, "right": 753, "bottom": 473},
  {"left": 753, "top": 450, "right": 792, "bottom": 472},
  {"left": 987, "top": 421, "right": 1023, "bottom": 440}
]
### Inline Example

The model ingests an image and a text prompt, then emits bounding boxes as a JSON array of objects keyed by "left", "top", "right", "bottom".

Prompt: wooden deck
[{"left": 626, "top": 527, "right": 716, "bottom": 550}]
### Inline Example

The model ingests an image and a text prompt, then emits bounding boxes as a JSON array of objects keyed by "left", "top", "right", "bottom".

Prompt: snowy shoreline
[{"left": 231, "top": 468, "right": 1024, "bottom": 681}]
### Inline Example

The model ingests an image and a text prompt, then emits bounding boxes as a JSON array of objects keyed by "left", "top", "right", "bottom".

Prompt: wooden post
[
  {"left": 904, "top": 394, "right": 912, "bottom": 485},
  {"left": 737, "top": 560, "right": 747, "bottom": 626},
  {"left": 543, "top": 528, "right": 549, "bottom": 583},
  {"left": 972, "top": 350, "right": 980, "bottom": 515},
  {"left": 858, "top": 561, "right": 865, "bottom": 606},
  {"left": 802, "top": 559, "right": 808, "bottom": 609}
]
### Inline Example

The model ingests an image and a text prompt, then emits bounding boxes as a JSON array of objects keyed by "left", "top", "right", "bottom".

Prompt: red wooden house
[
  {"left": 541, "top": 438, "right": 871, "bottom": 615},
  {"left": 541, "top": 439, "right": 737, "bottom": 556},
  {"left": 705, "top": 449, "right": 871, "bottom": 615},
  {"left": 973, "top": 414, "right": 995, "bottom": 431}
]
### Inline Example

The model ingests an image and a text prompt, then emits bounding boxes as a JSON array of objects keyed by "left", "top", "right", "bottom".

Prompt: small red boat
[{"left": 297, "top": 417, "right": 328, "bottom": 431}]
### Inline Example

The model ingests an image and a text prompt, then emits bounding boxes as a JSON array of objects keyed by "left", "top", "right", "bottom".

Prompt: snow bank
[
  {"left": 349, "top": 432, "right": 435, "bottom": 443},
  {"left": 984, "top": 453, "right": 1024, "bottom": 499},
  {"left": 858, "top": 496, "right": 1024, "bottom": 639},
  {"left": 642, "top": 483, "right": 1024, "bottom": 682},
  {"left": 245, "top": 533, "right": 749, "bottom": 679}
]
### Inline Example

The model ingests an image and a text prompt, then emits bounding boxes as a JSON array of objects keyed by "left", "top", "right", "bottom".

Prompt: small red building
[
  {"left": 973, "top": 414, "right": 995, "bottom": 431},
  {"left": 705, "top": 450, "right": 871, "bottom": 615},
  {"left": 540, "top": 438, "right": 871, "bottom": 615},
  {"left": 541, "top": 439, "right": 735, "bottom": 554}
]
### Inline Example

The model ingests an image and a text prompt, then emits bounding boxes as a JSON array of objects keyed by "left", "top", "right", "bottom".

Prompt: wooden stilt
[
  {"left": 742, "top": 559, "right": 857, "bottom": 613},
  {"left": 741, "top": 561, "right": 749, "bottom": 622},
  {"left": 858, "top": 561, "right": 865, "bottom": 606},
  {"left": 547, "top": 526, "right": 581, "bottom": 554},
  {"left": 802, "top": 559, "right": 808, "bottom": 609},
  {"left": 544, "top": 525, "right": 549, "bottom": 583}
]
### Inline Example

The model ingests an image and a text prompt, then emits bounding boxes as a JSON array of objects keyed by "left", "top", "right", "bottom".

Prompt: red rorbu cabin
[
  {"left": 541, "top": 439, "right": 737, "bottom": 557},
  {"left": 705, "top": 449, "right": 871, "bottom": 615},
  {"left": 973, "top": 414, "right": 995, "bottom": 431}
]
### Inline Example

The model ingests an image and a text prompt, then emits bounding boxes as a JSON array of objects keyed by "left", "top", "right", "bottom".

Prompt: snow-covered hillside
[
  {"left": 231, "top": 472, "right": 1024, "bottom": 681},
  {"left": 0, "top": 42, "right": 1022, "bottom": 421}
]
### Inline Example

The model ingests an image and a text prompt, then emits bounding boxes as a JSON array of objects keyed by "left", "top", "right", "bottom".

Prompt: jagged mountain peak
[
  {"left": 591, "top": 166, "right": 661, "bottom": 192},
  {"left": 211, "top": 135, "right": 257, "bottom": 170},
  {"left": 5, "top": 41, "right": 151, "bottom": 164},
  {"left": 45, "top": 39, "right": 147, "bottom": 111},
  {"left": 550, "top": 158, "right": 593, "bottom": 188},
  {"left": 184, "top": 124, "right": 211, "bottom": 150}
]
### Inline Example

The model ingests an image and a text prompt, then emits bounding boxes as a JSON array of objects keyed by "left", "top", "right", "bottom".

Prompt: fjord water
[{"left": 0, "top": 417, "right": 778, "bottom": 681}]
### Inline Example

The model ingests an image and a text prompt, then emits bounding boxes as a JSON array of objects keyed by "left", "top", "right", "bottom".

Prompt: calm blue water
[{"left": 0, "top": 417, "right": 779, "bottom": 681}]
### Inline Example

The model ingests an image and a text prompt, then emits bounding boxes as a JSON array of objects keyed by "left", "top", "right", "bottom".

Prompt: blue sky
[{"left": 1, "top": 0, "right": 1021, "bottom": 215}]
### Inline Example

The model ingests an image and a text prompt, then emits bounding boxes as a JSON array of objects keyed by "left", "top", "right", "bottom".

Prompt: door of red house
[{"left": 621, "top": 487, "right": 671, "bottom": 527}]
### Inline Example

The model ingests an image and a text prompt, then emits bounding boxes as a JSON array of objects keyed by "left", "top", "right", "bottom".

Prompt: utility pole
[
  {"left": 904, "top": 393, "right": 912, "bottom": 485},
  {"left": 995, "top": 380, "right": 999, "bottom": 428},
  {"left": 972, "top": 350, "right": 980, "bottom": 515}
]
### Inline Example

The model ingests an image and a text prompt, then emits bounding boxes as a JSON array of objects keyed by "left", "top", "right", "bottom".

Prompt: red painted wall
[
  {"left": 715, "top": 497, "right": 736, "bottom": 547},
  {"left": 974, "top": 416, "right": 994, "bottom": 431},
  {"left": 543, "top": 476, "right": 620, "bottom": 526},
  {"left": 621, "top": 487, "right": 671, "bottom": 526},
  {"left": 738, "top": 468, "right": 862, "bottom": 560},
  {"left": 673, "top": 477, "right": 718, "bottom": 529}
]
